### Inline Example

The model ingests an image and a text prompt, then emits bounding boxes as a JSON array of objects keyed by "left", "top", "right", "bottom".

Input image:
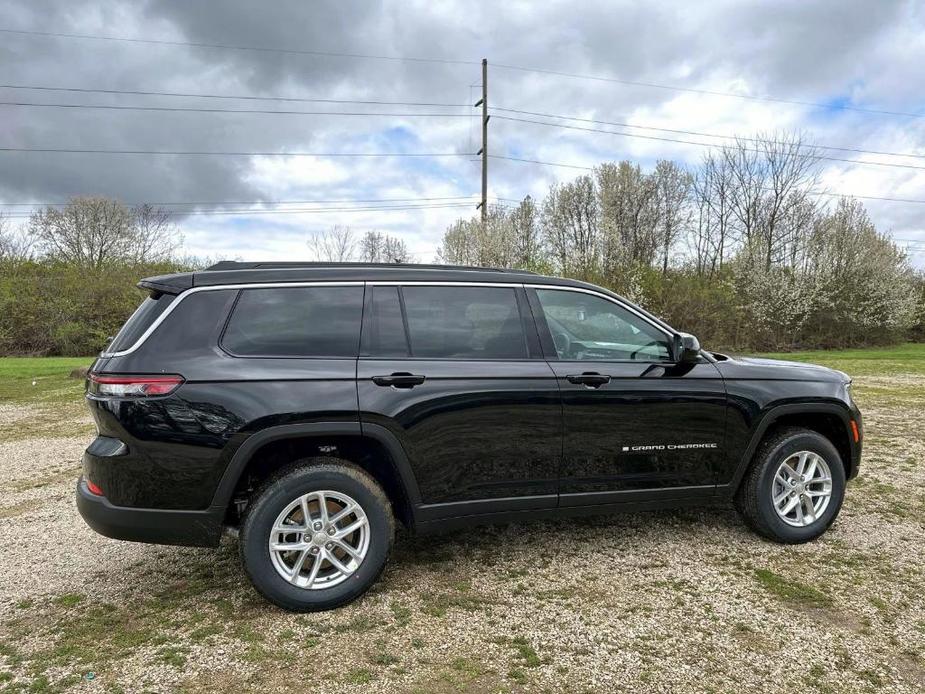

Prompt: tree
[
  {"left": 541, "top": 176, "right": 599, "bottom": 279},
  {"left": 508, "top": 196, "right": 543, "bottom": 269},
  {"left": 723, "top": 132, "right": 821, "bottom": 270},
  {"left": 596, "top": 161, "right": 659, "bottom": 273},
  {"left": 359, "top": 230, "right": 411, "bottom": 263},
  {"left": 307, "top": 225, "right": 356, "bottom": 262},
  {"left": 28, "top": 196, "right": 178, "bottom": 269},
  {"left": 0, "top": 215, "right": 34, "bottom": 262},
  {"left": 653, "top": 160, "right": 693, "bottom": 274},
  {"left": 132, "top": 204, "right": 179, "bottom": 264}
]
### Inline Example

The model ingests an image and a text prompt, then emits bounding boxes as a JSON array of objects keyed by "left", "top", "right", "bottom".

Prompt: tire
[
  {"left": 239, "top": 457, "right": 395, "bottom": 612},
  {"left": 735, "top": 427, "right": 846, "bottom": 544}
]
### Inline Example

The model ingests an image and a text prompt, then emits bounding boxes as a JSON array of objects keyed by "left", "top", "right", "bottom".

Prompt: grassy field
[
  {"left": 0, "top": 357, "right": 93, "bottom": 405},
  {"left": 0, "top": 344, "right": 922, "bottom": 692},
  {"left": 758, "top": 343, "right": 925, "bottom": 377}
]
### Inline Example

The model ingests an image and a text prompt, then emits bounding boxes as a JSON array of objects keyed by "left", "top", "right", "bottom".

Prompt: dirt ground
[{"left": 0, "top": 370, "right": 923, "bottom": 693}]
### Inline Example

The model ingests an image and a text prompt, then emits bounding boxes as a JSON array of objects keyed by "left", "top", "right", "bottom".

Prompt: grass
[
  {"left": 756, "top": 342, "right": 925, "bottom": 376},
  {"left": 753, "top": 569, "right": 833, "bottom": 608},
  {"left": 0, "top": 357, "right": 93, "bottom": 405},
  {"left": 0, "top": 357, "right": 95, "bottom": 441}
]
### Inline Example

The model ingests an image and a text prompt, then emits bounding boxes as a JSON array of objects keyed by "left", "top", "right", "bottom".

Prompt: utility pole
[{"left": 475, "top": 58, "right": 488, "bottom": 225}]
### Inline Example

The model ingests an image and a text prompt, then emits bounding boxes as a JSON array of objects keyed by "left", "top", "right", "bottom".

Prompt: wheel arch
[
  {"left": 730, "top": 402, "right": 857, "bottom": 492},
  {"left": 212, "top": 422, "right": 421, "bottom": 528}
]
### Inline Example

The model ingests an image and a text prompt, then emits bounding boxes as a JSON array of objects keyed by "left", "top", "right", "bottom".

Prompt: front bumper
[{"left": 76, "top": 478, "right": 224, "bottom": 547}]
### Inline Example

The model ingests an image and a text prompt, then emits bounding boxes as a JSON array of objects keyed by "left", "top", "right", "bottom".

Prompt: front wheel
[
  {"left": 735, "top": 427, "right": 846, "bottom": 544},
  {"left": 239, "top": 458, "right": 395, "bottom": 611}
]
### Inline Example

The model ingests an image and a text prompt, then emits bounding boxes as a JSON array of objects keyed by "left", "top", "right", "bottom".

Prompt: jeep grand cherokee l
[{"left": 77, "top": 262, "right": 862, "bottom": 611}]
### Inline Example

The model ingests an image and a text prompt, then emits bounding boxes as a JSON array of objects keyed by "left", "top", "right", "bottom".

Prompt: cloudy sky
[{"left": 1, "top": 0, "right": 924, "bottom": 265}]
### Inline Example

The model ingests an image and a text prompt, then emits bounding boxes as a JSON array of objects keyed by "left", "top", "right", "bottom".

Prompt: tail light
[
  {"left": 85, "top": 478, "right": 105, "bottom": 496},
  {"left": 88, "top": 373, "right": 184, "bottom": 397}
]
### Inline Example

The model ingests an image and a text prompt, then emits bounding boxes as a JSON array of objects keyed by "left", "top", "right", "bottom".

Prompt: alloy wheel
[
  {"left": 771, "top": 451, "right": 833, "bottom": 527},
  {"left": 268, "top": 490, "right": 370, "bottom": 589}
]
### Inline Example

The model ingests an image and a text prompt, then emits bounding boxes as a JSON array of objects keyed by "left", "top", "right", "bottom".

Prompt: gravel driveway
[{"left": 0, "top": 373, "right": 923, "bottom": 693}]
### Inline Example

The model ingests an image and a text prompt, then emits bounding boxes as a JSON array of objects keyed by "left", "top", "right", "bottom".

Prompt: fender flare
[
  {"left": 728, "top": 401, "right": 856, "bottom": 491},
  {"left": 210, "top": 421, "right": 422, "bottom": 512}
]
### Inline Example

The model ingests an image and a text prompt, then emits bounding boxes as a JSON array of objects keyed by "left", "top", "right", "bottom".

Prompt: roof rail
[{"left": 203, "top": 261, "right": 536, "bottom": 274}]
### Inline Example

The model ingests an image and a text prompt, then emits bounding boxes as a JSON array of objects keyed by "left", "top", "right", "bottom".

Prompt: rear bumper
[{"left": 76, "top": 478, "right": 224, "bottom": 547}]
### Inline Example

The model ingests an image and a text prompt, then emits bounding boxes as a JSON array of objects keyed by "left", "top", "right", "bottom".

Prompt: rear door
[
  {"left": 357, "top": 282, "right": 562, "bottom": 519},
  {"left": 528, "top": 286, "right": 727, "bottom": 505}
]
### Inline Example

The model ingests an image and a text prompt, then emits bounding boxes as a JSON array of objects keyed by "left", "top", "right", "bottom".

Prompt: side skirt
[{"left": 413, "top": 491, "right": 723, "bottom": 535}]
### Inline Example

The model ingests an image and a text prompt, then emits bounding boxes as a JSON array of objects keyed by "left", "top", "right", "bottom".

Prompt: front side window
[
  {"left": 222, "top": 286, "right": 363, "bottom": 357},
  {"left": 535, "top": 289, "right": 672, "bottom": 362},
  {"left": 402, "top": 286, "right": 528, "bottom": 359}
]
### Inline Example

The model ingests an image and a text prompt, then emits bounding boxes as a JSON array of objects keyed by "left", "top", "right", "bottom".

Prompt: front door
[
  {"left": 357, "top": 283, "right": 562, "bottom": 519},
  {"left": 528, "top": 287, "right": 727, "bottom": 506}
]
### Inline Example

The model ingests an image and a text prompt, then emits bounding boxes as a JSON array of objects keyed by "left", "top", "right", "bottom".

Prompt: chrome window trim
[
  {"left": 100, "top": 279, "right": 675, "bottom": 358},
  {"left": 99, "top": 282, "right": 364, "bottom": 358},
  {"left": 368, "top": 281, "right": 521, "bottom": 288}
]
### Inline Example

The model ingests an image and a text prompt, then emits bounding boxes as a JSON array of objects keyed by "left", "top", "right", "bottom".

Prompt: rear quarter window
[
  {"left": 107, "top": 293, "right": 176, "bottom": 353},
  {"left": 221, "top": 286, "right": 364, "bottom": 357}
]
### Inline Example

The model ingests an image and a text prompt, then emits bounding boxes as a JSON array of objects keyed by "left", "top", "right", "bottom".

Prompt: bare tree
[
  {"left": 132, "top": 204, "right": 180, "bottom": 264},
  {"left": 28, "top": 196, "right": 177, "bottom": 269},
  {"left": 307, "top": 225, "right": 356, "bottom": 261},
  {"left": 0, "top": 215, "right": 34, "bottom": 262},
  {"left": 724, "top": 132, "right": 821, "bottom": 270},
  {"left": 359, "top": 230, "right": 411, "bottom": 263},
  {"left": 691, "top": 151, "right": 735, "bottom": 275}
]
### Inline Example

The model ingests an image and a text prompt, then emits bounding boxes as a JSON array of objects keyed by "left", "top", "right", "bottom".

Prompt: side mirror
[{"left": 675, "top": 332, "right": 701, "bottom": 362}]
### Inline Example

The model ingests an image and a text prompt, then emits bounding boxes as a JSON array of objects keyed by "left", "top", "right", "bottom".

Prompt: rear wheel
[
  {"left": 239, "top": 458, "right": 394, "bottom": 611},
  {"left": 735, "top": 427, "right": 846, "bottom": 544}
]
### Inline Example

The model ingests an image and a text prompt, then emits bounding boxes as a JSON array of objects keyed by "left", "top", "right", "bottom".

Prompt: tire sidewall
[
  {"left": 755, "top": 432, "right": 846, "bottom": 542},
  {"left": 241, "top": 465, "right": 393, "bottom": 611}
]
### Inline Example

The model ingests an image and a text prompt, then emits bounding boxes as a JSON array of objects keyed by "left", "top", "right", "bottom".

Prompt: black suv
[{"left": 77, "top": 262, "right": 862, "bottom": 611}]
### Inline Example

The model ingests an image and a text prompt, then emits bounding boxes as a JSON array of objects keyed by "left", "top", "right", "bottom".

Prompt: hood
[{"left": 716, "top": 355, "right": 849, "bottom": 383}]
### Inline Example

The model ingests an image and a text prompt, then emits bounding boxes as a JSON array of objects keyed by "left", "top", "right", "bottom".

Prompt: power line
[
  {"left": 5, "top": 27, "right": 917, "bottom": 122},
  {"left": 492, "top": 63, "right": 925, "bottom": 120},
  {"left": 490, "top": 154, "right": 595, "bottom": 170},
  {"left": 492, "top": 115, "right": 925, "bottom": 172},
  {"left": 492, "top": 106, "right": 925, "bottom": 161},
  {"left": 0, "top": 101, "right": 471, "bottom": 117},
  {"left": 0, "top": 147, "right": 473, "bottom": 157},
  {"left": 0, "top": 28, "right": 478, "bottom": 66},
  {"left": 0, "top": 83, "right": 469, "bottom": 108},
  {"left": 0, "top": 195, "right": 478, "bottom": 208}
]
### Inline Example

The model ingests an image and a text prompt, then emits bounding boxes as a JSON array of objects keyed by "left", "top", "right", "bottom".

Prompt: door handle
[
  {"left": 566, "top": 372, "right": 611, "bottom": 387},
  {"left": 372, "top": 372, "right": 426, "bottom": 388}
]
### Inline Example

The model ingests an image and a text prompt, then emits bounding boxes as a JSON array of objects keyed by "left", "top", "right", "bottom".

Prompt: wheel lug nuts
[
  {"left": 313, "top": 521, "right": 323, "bottom": 531},
  {"left": 327, "top": 527, "right": 336, "bottom": 535},
  {"left": 310, "top": 546, "right": 320, "bottom": 555},
  {"left": 325, "top": 542, "right": 334, "bottom": 550}
]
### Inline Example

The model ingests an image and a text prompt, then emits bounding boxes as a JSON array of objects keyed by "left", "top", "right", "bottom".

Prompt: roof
[{"left": 138, "top": 261, "right": 558, "bottom": 294}]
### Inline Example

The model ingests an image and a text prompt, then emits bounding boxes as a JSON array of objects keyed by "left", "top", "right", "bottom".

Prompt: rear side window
[
  {"left": 401, "top": 286, "right": 528, "bottom": 359},
  {"left": 108, "top": 293, "right": 175, "bottom": 353},
  {"left": 222, "top": 286, "right": 363, "bottom": 357}
]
